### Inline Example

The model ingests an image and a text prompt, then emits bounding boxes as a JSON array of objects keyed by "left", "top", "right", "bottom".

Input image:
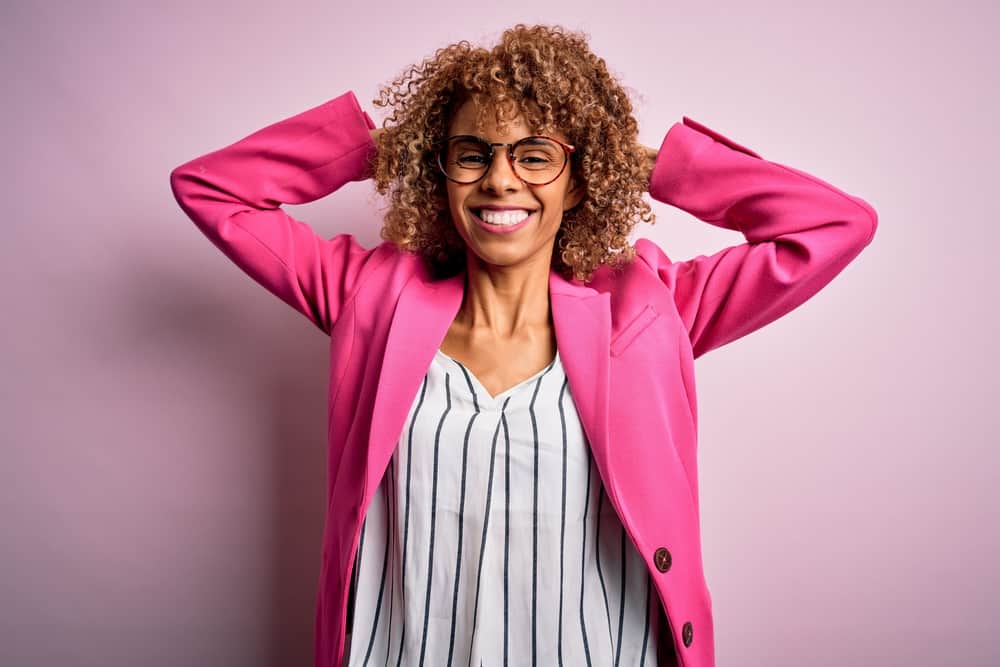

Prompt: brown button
[
  {"left": 653, "top": 547, "right": 672, "bottom": 572},
  {"left": 682, "top": 621, "right": 694, "bottom": 647}
]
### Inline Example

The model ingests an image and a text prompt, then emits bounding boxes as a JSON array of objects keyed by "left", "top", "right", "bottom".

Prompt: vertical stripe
[
  {"left": 466, "top": 396, "right": 510, "bottom": 666},
  {"left": 578, "top": 460, "right": 593, "bottom": 666},
  {"left": 446, "top": 364, "right": 481, "bottom": 667},
  {"left": 417, "top": 372, "right": 452, "bottom": 667},
  {"left": 640, "top": 572, "right": 651, "bottom": 666},
  {"left": 595, "top": 488, "right": 614, "bottom": 650},
  {"left": 502, "top": 410, "right": 511, "bottom": 667},
  {"left": 395, "top": 375, "right": 428, "bottom": 667},
  {"left": 556, "top": 377, "right": 569, "bottom": 667},
  {"left": 614, "top": 525, "right": 626, "bottom": 666},
  {"left": 361, "top": 469, "right": 393, "bottom": 665},
  {"left": 383, "top": 464, "right": 397, "bottom": 667},
  {"left": 522, "top": 358, "right": 554, "bottom": 665},
  {"left": 525, "top": 359, "right": 555, "bottom": 665},
  {"left": 454, "top": 361, "right": 480, "bottom": 413},
  {"left": 348, "top": 516, "right": 367, "bottom": 633}
]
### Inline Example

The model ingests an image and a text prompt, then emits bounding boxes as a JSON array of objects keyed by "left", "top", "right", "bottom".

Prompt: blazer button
[
  {"left": 682, "top": 621, "right": 694, "bottom": 647},
  {"left": 653, "top": 547, "right": 672, "bottom": 572}
]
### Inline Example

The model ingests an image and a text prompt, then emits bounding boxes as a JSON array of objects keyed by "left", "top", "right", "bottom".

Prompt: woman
[{"left": 169, "top": 24, "right": 877, "bottom": 667}]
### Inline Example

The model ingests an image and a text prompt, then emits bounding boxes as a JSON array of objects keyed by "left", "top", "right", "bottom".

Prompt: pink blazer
[{"left": 169, "top": 91, "right": 877, "bottom": 667}]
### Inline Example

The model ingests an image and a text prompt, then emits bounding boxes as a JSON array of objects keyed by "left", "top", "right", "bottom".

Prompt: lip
[{"left": 469, "top": 208, "right": 535, "bottom": 235}]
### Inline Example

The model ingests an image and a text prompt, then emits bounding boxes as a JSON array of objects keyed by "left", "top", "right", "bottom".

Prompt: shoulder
[
  {"left": 583, "top": 237, "right": 679, "bottom": 328},
  {"left": 632, "top": 236, "right": 673, "bottom": 269},
  {"left": 327, "top": 234, "right": 425, "bottom": 298},
  {"left": 586, "top": 237, "right": 673, "bottom": 294},
  {"left": 335, "top": 235, "right": 419, "bottom": 269}
]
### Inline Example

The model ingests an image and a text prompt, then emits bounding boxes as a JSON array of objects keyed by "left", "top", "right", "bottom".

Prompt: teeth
[{"left": 478, "top": 209, "right": 532, "bottom": 226}]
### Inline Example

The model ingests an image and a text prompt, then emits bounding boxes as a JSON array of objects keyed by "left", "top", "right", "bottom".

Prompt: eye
[
  {"left": 447, "top": 137, "right": 491, "bottom": 167},
  {"left": 512, "top": 138, "right": 562, "bottom": 167},
  {"left": 455, "top": 152, "right": 489, "bottom": 165}
]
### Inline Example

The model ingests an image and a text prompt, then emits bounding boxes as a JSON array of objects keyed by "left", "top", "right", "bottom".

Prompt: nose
[{"left": 480, "top": 148, "right": 523, "bottom": 193}]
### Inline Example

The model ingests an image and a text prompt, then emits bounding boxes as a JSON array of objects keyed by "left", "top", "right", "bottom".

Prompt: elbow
[
  {"left": 168, "top": 164, "right": 207, "bottom": 226},
  {"left": 169, "top": 166, "right": 189, "bottom": 207},
  {"left": 169, "top": 164, "right": 195, "bottom": 203},
  {"left": 850, "top": 195, "right": 878, "bottom": 248}
]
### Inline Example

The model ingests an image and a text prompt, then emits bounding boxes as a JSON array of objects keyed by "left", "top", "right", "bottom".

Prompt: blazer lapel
[
  {"left": 365, "top": 268, "right": 464, "bottom": 497},
  {"left": 548, "top": 270, "right": 615, "bottom": 502},
  {"left": 365, "top": 266, "right": 614, "bottom": 507}
]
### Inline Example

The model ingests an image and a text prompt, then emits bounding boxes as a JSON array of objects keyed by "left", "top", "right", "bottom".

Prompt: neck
[{"left": 455, "top": 252, "right": 553, "bottom": 339}]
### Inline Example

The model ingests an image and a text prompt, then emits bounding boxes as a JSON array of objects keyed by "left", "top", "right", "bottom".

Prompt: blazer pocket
[{"left": 610, "top": 305, "right": 662, "bottom": 357}]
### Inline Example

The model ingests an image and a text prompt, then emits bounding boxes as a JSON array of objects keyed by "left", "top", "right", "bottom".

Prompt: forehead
[{"left": 447, "top": 96, "right": 564, "bottom": 141}]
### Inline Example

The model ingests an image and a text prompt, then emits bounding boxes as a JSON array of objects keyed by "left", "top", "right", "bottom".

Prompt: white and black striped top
[{"left": 343, "top": 348, "right": 662, "bottom": 667}]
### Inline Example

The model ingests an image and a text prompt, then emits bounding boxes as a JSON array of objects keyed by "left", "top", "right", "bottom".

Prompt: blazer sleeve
[
  {"left": 168, "top": 90, "right": 387, "bottom": 335},
  {"left": 637, "top": 116, "right": 878, "bottom": 359}
]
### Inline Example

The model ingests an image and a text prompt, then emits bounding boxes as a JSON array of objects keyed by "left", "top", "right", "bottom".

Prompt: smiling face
[{"left": 443, "top": 97, "right": 585, "bottom": 274}]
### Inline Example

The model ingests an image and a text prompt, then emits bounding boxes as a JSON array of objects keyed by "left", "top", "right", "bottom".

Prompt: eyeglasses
[{"left": 436, "top": 134, "right": 576, "bottom": 186}]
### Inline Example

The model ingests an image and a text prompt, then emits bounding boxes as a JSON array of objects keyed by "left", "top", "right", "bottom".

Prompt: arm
[
  {"left": 638, "top": 117, "right": 878, "bottom": 359},
  {"left": 168, "top": 90, "right": 387, "bottom": 335}
]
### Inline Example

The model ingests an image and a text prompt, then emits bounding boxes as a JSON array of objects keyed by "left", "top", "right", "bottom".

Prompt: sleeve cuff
[
  {"left": 338, "top": 90, "right": 378, "bottom": 181},
  {"left": 647, "top": 116, "right": 765, "bottom": 234}
]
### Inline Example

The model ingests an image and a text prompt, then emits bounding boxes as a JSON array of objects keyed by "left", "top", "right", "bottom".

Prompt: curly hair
[{"left": 370, "top": 24, "right": 655, "bottom": 283}]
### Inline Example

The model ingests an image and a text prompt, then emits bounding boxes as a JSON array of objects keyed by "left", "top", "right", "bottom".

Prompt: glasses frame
[{"left": 436, "top": 134, "right": 576, "bottom": 187}]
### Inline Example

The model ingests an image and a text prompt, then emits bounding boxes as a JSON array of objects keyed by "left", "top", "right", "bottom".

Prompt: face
[{"left": 442, "top": 97, "right": 585, "bottom": 274}]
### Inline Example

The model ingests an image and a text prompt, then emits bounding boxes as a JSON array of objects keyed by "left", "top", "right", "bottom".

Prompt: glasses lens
[
  {"left": 439, "top": 136, "right": 568, "bottom": 185},
  {"left": 512, "top": 137, "right": 566, "bottom": 184},
  {"left": 442, "top": 137, "right": 492, "bottom": 184}
]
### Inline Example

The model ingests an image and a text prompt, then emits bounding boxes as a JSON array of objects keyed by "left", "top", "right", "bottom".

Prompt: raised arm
[
  {"left": 168, "top": 90, "right": 389, "bottom": 335},
  {"left": 638, "top": 116, "right": 878, "bottom": 359}
]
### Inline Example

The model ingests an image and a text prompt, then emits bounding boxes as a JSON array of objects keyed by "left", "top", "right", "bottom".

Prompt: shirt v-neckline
[{"left": 434, "top": 348, "right": 560, "bottom": 405}]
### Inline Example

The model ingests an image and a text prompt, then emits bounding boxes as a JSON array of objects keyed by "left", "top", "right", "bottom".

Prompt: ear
[{"left": 563, "top": 176, "right": 587, "bottom": 211}]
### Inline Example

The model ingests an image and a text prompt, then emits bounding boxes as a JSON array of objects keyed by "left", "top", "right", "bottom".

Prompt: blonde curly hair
[{"left": 370, "top": 24, "right": 655, "bottom": 283}]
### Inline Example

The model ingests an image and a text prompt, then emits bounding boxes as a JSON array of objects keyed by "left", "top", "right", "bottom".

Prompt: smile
[{"left": 470, "top": 208, "right": 536, "bottom": 234}]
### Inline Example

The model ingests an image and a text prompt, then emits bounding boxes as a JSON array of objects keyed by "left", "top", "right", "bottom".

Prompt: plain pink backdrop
[{"left": 3, "top": 1, "right": 995, "bottom": 666}]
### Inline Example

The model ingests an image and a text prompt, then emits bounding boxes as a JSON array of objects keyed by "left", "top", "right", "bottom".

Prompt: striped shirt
[{"left": 343, "top": 347, "right": 662, "bottom": 666}]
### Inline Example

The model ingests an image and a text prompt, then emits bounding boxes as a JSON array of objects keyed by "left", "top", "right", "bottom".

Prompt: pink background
[{"left": 3, "top": 0, "right": 996, "bottom": 665}]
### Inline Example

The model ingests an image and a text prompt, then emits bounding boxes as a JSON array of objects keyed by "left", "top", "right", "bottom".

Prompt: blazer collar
[{"left": 365, "top": 265, "right": 614, "bottom": 504}]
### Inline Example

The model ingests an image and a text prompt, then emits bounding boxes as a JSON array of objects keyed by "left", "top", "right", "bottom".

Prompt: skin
[{"left": 369, "top": 98, "right": 659, "bottom": 398}]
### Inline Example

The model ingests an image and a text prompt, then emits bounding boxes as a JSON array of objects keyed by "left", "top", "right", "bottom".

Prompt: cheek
[
  {"left": 543, "top": 209, "right": 567, "bottom": 228},
  {"left": 542, "top": 186, "right": 573, "bottom": 219},
  {"left": 444, "top": 185, "right": 465, "bottom": 214}
]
